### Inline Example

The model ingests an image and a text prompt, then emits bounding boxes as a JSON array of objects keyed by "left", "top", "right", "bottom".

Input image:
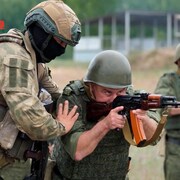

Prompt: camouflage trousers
[
  {"left": 164, "top": 138, "right": 180, "bottom": 180},
  {"left": 0, "top": 159, "right": 31, "bottom": 180}
]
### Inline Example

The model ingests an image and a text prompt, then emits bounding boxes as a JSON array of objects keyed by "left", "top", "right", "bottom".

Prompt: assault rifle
[
  {"left": 112, "top": 93, "right": 180, "bottom": 146},
  {"left": 24, "top": 141, "right": 48, "bottom": 180}
]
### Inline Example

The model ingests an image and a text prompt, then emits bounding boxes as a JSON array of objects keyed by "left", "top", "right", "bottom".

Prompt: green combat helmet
[
  {"left": 83, "top": 50, "right": 132, "bottom": 89},
  {"left": 174, "top": 44, "right": 180, "bottom": 64},
  {"left": 24, "top": 0, "right": 81, "bottom": 46}
]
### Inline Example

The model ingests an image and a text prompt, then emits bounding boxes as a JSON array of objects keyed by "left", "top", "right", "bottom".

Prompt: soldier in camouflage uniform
[
  {"left": 51, "top": 50, "right": 160, "bottom": 180},
  {"left": 0, "top": 64, "right": 60, "bottom": 180},
  {"left": 0, "top": 0, "right": 81, "bottom": 179},
  {"left": 154, "top": 44, "right": 180, "bottom": 180}
]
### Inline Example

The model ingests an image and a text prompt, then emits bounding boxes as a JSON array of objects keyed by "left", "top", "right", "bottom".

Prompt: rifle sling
[{"left": 123, "top": 114, "right": 167, "bottom": 147}]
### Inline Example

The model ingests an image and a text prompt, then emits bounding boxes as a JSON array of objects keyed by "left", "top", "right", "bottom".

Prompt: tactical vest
[
  {"left": 55, "top": 80, "right": 130, "bottom": 180},
  {"left": 165, "top": 73, "right": 180, "bottom": 131}
]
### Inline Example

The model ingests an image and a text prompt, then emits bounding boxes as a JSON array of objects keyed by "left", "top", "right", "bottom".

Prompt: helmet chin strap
[{"left": 85, "top": 83, "right": 96, "bottom": 101}]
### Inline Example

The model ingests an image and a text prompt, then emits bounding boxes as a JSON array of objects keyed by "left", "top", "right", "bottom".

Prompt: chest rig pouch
[
  {"left": 0, "top": 106, "right": 32, "bottom": 161},
  {"left": 0, "top": 108, "right": 18, "bottom": 150},
  {"left": 64, "top": 80, "right": 88, "bottom": 121}
]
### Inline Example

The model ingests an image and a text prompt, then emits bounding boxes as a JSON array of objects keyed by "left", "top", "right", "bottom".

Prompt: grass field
[{"left": 48, "top": 51, "right": 176, "bottom": 179}]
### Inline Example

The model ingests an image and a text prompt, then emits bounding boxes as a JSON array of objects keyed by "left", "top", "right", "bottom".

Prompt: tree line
[{"left": 0, "top": 0, "right": 179, "bottom": 32}]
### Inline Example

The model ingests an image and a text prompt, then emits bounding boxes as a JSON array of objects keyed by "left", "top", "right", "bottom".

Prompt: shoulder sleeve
[
  {"left": 147, "top": 109, "right": 161, "bottom": 123},
  {"left": 57, "top": 87, "right": 86, "bottom": 159},
  {"left": 154, "top": 73, "right": 175, "bottom": 96}
]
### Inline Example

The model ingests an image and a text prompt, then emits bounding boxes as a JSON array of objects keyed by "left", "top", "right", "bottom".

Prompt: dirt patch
[
  {"left": 50, "top": 66, "right": 87, "bottom": 89},
  {"left": 129, "top": 47, "right": 175, "bottom": 70}
]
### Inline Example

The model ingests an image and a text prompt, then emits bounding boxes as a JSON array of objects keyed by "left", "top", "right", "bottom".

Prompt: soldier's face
[{"left": 91, "top": 84, "right": 126, "bottom": 104}]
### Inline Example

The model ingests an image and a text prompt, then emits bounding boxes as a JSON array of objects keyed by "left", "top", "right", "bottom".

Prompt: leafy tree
[
  {"left": 0, "top": 0, "right": 42, "bottom": 32},
  {"left": 0, "top": 0, "right": 179, "bottom": 31}
]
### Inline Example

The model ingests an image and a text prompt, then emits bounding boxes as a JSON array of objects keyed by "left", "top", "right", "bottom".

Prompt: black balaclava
[{"left": 28, "top": 23, "right": 66, "bottom": 63}]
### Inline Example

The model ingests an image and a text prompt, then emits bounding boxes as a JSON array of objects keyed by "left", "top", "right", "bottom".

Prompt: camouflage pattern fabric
[
  {"left": 155, "top": 72, "right": 180, "bottom": 180},
  {"left": 0, "top": 159, "right": 31, "bottom": 180}
]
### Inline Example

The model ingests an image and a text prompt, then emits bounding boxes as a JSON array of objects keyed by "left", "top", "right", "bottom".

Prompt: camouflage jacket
[{"left": 0, "top": 29, "right": 65, "bottom": 140}]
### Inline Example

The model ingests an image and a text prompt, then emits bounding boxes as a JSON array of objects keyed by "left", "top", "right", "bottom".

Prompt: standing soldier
[
  {"left": 154, "top": 44, "right": 180, "bottom": 180},
  {"left": 0, "top": 0, "right": 81, "bottom": 179}
]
